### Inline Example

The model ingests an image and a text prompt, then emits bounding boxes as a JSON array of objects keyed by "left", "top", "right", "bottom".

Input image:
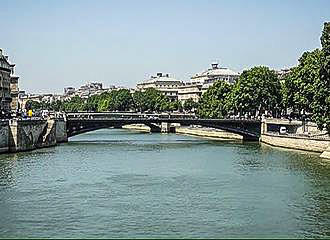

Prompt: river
[{"left": 0, "top": 129, "right": 330, "bottom": 238}]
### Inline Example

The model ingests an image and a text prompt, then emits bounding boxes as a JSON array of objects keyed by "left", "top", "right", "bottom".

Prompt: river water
[{"left": 0, "top": 129, "right": 330, "bottom": 238}]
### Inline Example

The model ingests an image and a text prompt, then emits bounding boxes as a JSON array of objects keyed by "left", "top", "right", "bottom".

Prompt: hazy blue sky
[{"left": 1, "top": 0, "right": 329, "bottom": 94}]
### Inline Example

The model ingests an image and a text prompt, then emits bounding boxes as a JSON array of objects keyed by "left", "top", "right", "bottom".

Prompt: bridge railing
[
  {"left": 66, "top": 112, "right": 264, "bottom": 120},
  {"left": 66, "top": 112, "right": 197, "bottom": 120}
]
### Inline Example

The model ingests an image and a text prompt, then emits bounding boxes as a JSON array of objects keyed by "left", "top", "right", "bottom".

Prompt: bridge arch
[{"left": 66, "top": 115, "right": 261, "bottom": 141}]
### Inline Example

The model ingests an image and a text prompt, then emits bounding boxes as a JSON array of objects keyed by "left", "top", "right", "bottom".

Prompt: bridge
[{"left": 65, "top": 112, "right": 261, "bottom": 141}]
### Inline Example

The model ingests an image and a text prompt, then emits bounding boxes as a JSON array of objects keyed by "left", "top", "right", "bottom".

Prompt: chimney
[
  {"left": 165, "top": 74, "right": 169, "bottom": 77},
  {"left": 157, "top": 72, "right": 163, "bottom": 77}
]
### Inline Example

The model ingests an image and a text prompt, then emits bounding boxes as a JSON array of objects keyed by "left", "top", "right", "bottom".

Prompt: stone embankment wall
[
  {"left": 0, "top": 118, "right": 68, "bottom": 153},
  {"left": 55, "top": 118, "right": 68, "bottom": 143},
  {"left": 0, "top": 121, "right": 9, "bottom": 153},
  {"left": 260, "top": 118, "right": 330, "bottom": 159},
  {"left": 8, "top": 119, "right": 57, "bottom": 152},
  {"left": 260, "top": 133, "right": 329, "bottom": 153},
  {"left": 176, "top": 126, "right": 243, "bottom": 140}
]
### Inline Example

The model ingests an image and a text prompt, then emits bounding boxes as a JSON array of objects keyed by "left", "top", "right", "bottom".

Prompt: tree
[
  {"left": 231, "top": 66, "right": 281, "bottom": 117},
  {"left": 313, "top": 22, "right": 330, "bottom": 132},
  {"left": 85, "top": 94, "right": 101, "bottom": 112},
  {"left": 281, "top": 68, "right": 297, "bottom": 112},
  {"left": 197, "top": 80, "right": 233, "bottom": 118},
  {"left": 133, "top": 88, "right": 171, "bottom": 112},
  {"left": 25, "top": 100, "right": 51, "bottom": 111},
  {"left": 110, "top": 89, "right": 133, "bottom": 111},
  {"left": 183, "top": 98, "right": 198, "bottom": 112},
  {"left": 282, "top": 50, "right": 321, "bottom": 114},
  {"left": 133, "top": 90, "right": 148, "bottom": 112},
  {"left": 168, "top": 100, "right": 183, "bottom": 112},
  {"left": 63, "top": 96, "right": 85, "bottom": 112}
]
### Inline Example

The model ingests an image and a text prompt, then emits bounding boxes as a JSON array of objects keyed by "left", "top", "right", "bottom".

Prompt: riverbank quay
[
  {"left": 122, "top": 124, "right": 151, "bottom": 132},
  {"left": 123, "top": 120, "right": 330, "bottom": 159},
  {"left": 0, "top": 117, "right": 67, "bottom": 153},
  {"left": 175, "top": 126, "right": 243, "bottom": 140},
  {"left": 122, "top": 124, "right": 243, "bottom": 140},
  {"left": 260, "top": 118, "right": 330, "bottom": 159}
]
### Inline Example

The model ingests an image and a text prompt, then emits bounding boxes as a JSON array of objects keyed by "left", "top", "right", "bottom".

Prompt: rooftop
[
  {"left": 140, "top": 73, "right": 183, "bottom": 84},
  {"left": 192, "top": 62, "right": 239, "bottom": 79}
]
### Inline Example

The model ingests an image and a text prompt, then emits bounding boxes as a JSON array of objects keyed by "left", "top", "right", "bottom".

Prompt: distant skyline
[{"left": 1, "top": 0, "right": 329, "bottom": 94}]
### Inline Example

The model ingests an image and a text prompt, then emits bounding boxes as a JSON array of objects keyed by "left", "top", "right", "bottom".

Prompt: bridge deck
[{"left": 66, "top": 114, "right": 261, "bottom": 140}]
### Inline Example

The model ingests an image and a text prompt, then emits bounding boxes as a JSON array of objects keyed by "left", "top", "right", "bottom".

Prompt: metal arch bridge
[{"left": 65, "top": 112, "right": 261, "bottom": 141}]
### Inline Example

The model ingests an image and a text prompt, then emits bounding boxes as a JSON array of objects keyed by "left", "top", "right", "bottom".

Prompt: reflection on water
[{"left": 0, "top": 129, "right": 330, "bottom": 238}]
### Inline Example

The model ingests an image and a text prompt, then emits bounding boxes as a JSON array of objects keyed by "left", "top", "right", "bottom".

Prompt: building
[
  {"left": 177, "top": 82, "right": 203, "bottom": 103},
  {"left": 136, "top": 73, "right": 184, "bottom": 100},
  {"left": 0, "top": 49, "right": 19, "bottom": 113},
  {"left": 10, "top": 75, "right": 19, "bottom": 111},
  {"left": 275, "top": 68, "right": 291, "bottom": 81},
  {"left": 64, "top": 87, "right": 75, "bottom": 95},
  {"left": 178, "top": 62, "right": 239, "bottom": 103},
  {"left": 64, "top": 82, "right": 105, "bottom": 99},
  {"left": 191, "top": 61, "right": 239, "bottom": 85}
]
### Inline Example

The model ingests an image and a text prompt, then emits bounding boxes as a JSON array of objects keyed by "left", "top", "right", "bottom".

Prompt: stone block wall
[
  {"left": 260, "top": 133, "right": 329, "bottom": 153},
  {"left": 8, "top": 119, "right": 56, "bottom": 152},
  {"left": 0, "top": 118, "right": 68, "bottom": 154},
  {"left": 0, "top": 120, "right": 9, "bottom": 153},
  {"left": 55, "top": 118, "right": 68, "bottom": 143},
  {"left": 261, "top": 118, "right": 330, "bottom": 158}
]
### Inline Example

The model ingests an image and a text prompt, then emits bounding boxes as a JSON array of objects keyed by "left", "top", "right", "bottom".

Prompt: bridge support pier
[
  {"left": 148, "top": 124, "right": 161, "bottom": 133},
  {"left": 161, "top": 122, "right": 171, "bottom": 133},
  {"left": 261, "top": 117, "right": 267, "bottom": 135}
]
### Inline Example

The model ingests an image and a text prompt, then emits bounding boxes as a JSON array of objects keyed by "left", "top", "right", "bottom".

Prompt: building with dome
[
  {"left": 178, "top": 62, "right": 239, "bottom": 103},
  {"left": 136, "top": 73, "right": 184, "bottom": 101}
]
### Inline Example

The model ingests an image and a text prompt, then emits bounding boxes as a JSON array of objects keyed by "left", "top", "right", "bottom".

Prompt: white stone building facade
[
  {"left": 136, "top": 73, "right": 184, "bottom": 101},
  {"left": 178, "top": 62, "right": 239, "bottom": 103},
  {"left": 0, "top": 49, "right": 19, "bottom": 113}
]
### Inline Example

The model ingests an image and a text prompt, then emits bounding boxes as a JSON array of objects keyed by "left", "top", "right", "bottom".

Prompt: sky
[{"left": 1, "top": 0, "right": 329, "bottom": 94}]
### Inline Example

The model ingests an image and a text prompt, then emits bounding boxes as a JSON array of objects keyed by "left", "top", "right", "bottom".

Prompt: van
[{"left": 279, "top": 126, "right": 287, "bottom": 134}]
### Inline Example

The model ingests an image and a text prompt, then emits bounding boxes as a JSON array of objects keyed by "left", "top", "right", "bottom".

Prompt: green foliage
[
  {"left": 282, "top": 50, "right": 322, "bottom": 113},
  {"left": 313, "top": 22, "right": 330, "bottom": 132},
  {"left": 197, "top": 80, "right": 233, "bottom": 118},
  {"left": 281, "top": 68, "right": 297, "bottom": 110},
  {"left": 168, "top": 100, "right": 183, "bottom": 112},
  {"left": 22, "top": 22, "right": 330, "bottom": 134},
  {"left": 230, "top": 66, "right": 281, "bottom": 116},
  {"left": 25, "top": 100, "right": 48, "bottom": 110},
  {"left": 133, "top": 88, "right": 172, "bottom": 112},
  {"left": 62, "top": 96, "right": 85, "bottom": 112},
  {"left": 183, "top": 98, "right": 198, "bottom": 112},
  {"left": 108, "top": 89, "right": 133, "bottom": 111}
]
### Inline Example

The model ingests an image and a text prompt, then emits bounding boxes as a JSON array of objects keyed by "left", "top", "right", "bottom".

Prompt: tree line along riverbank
[{"left": 26, "top": 22, "right": 330, "bottom": 137}]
